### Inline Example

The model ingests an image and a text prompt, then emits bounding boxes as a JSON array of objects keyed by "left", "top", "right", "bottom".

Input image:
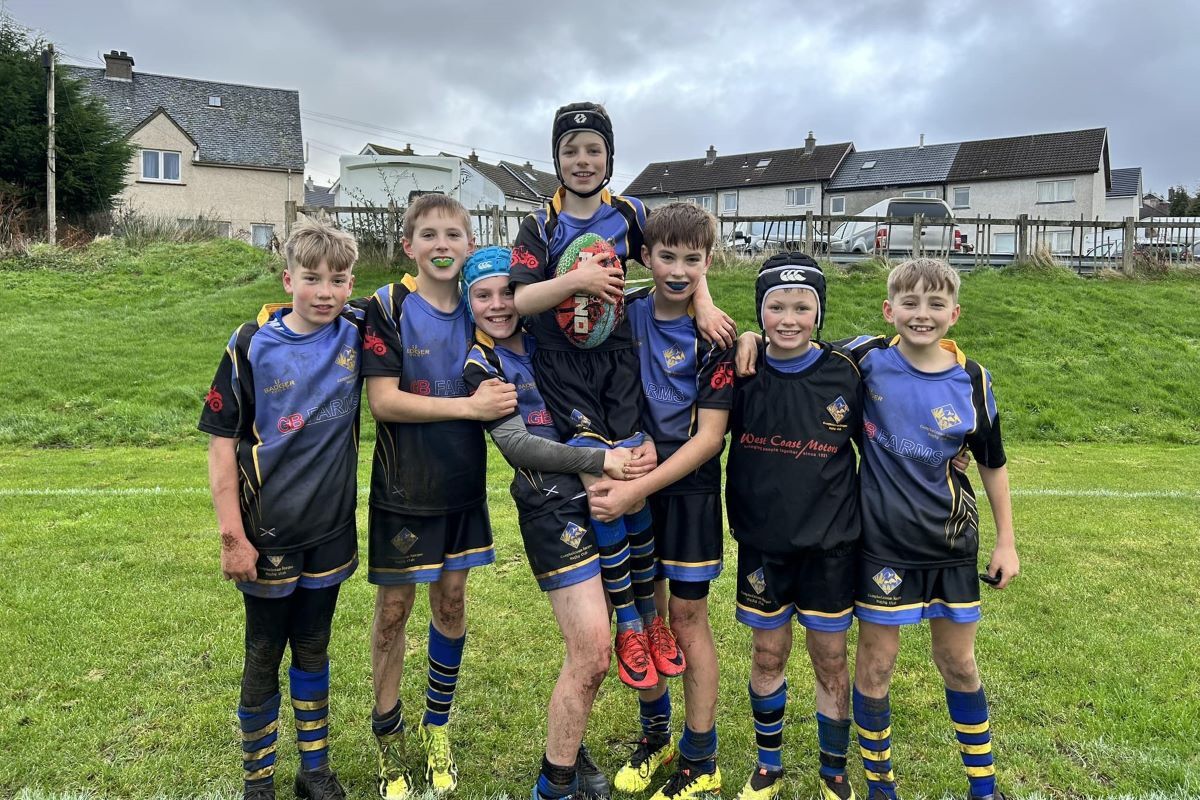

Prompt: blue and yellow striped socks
[
  {"left": 750, "top": 681, "right": 786, "bottom": 772},
  {"left": 423, "top": 623, "right": 465, "bottom": 728},
  {"left": 946, "top": 686, "right": 995, "bottom": 798},
  {"left": 289, "top": 663, "right": 330, "bottom": 771},
  {"left": 853, "top": 686, "right": 897, "bottom": 799},
  {"left": 238, "top": 693, "right": 280, "bottom": 790}
]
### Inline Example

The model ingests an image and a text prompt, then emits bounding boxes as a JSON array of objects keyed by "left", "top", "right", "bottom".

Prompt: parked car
[
  {"left": 828, "top": 197, "right": 963, "bottom": 255},
  {"left": 725, "top": 220, "right": 827, "bottom": 255}
]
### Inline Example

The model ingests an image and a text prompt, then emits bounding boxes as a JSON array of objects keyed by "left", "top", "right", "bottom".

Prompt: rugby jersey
[
  {"left": 844, "top": 336, "right": 1006, "bottom": 567},
  {"left": 198, "top": 303, "right": 364, "bottom": 554},
  {"left": 508, "top": 187, "right": 647, "bottom": 352},
  {"left": 625, "top": 288, "right": 735, "bottom": 494},
  {"left": 362, "top": 275, "right": 485, "bottom": 515}
]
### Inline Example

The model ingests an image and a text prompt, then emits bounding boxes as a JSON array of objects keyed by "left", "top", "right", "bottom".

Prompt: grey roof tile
[
  {"left": 625, "top": 143, "right": 854, "bottom": 196},
  {"left": 826, "top": 143, "right": 960, "bottom": 191},
  {"left": 63, "top": 65, "right": 304, "bottom": 171},
  {"left": 947, "top": 127, "right": 1107, "bottom": 183},
  {"left": 305, "top": 184, "right": 335, "bottom": 207}
]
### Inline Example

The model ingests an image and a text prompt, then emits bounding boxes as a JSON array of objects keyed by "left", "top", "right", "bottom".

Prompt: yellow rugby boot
[
  {"left": 614, "top": 733, "right": 676, "bottom": 793},
  {"left": 421, "top": 722, "right": 459, "bottom": 793}
]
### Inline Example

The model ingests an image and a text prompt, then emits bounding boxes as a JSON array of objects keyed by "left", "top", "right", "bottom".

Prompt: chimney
[
  {"left": 705, "top": 145, "right": 717, "bottom": 165},
  {"left": 468, "top": 149, "right": 479, "bottom": 163},
  {"left": 401, "top": 143, "right": 414, "bottom": 155},
  {"left": 104, "top": 50, "right": 134, "bottom": 81},
  {"left": 305, "top": 176, "right": 314, "bottom": 192},
  {"left": 919, "top": 133, "right": 925, "bottom": 149},
  {"left": 804, "top": 131, "right": 816, "bottom": 155},
  {"left": 523, "top": 161, "right": 533, "bottom": 170}
]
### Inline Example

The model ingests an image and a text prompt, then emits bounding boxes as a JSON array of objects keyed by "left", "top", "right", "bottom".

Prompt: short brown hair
[
  {"left": 887, "top": 257, "right": 960, "bottom": 301},
  {"left": 284, "top": 220, "right": 358, "bottom": 273},
  {"left": 402, "top": 194, "right": 472, "bottom": 240},
  {"left": 643, "top": 202, "right": 717, "bottom": 254}
]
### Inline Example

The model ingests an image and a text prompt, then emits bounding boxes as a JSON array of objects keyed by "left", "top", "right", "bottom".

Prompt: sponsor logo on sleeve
[
  {"left": 364, "top": 327, "right": 387, "bottom": 356},
  {"left": 709, "top": 362, "right": 734, "bottom": 390},
  {"left": 511, "top": 246, "right": 539, "bottom": 270},
  {"left": 204, "top": 387, "right": 224, "bottom": 412}
]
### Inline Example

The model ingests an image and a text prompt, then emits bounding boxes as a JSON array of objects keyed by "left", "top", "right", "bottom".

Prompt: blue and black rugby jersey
[
  {"left": 726, "top": 341, "right": 864, "bottom": 554},
  {"left": 844, "top": 335, "right": 1006, "bottom": 567},
  {"left": 198, "top": 303, "right": 364, "bottom": 554},
  {"left": 462, "top": 332, "right": 587, "bottom": 519},
  {"left": 508, "top": 187, "right": 647, "bottom": 352},
  {"left": 625, "top": 288, "right": 735, "bottom": 494},
  {"left": 362, "top": 275, "right": 485, "bottom": 515}
]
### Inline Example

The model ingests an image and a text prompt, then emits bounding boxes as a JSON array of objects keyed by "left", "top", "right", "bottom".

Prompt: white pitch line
[{"left": 1011, "top": 488, "right": 1200, "bottom": 500}]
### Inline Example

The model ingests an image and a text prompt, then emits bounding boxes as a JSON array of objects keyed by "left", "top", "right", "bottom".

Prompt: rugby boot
[
  {"left": 614, "top": 629, "right": 658, "bottom": 690},
  {"left": 421, "top": 722, "right": 459, "bottom": 793},
  {"left": 576, "top": 742, "right": 611, "bottom": 800},
  {"left": 734, "top": 766, "right": 783, "bottom": 800},
  {"left": 376, "top": 729, "right": 412, "bottom": 800},
  {"left": 614, "top": 732, "right": 676, "bottom": 793},
  {"left": 645, "top": 615, "right": 687, "bottom": 677},
  {"left": 294, "top": 765, "right": 346, "bottom": 800},
  {"left": 820, "top": 772, "right": 855, "bottom": 800},
  {"left": 244, "top": 783, "right": 276, "bottom": 800},
  {"left": 649, "top": 759, "right": 721, "bottom": 800}
]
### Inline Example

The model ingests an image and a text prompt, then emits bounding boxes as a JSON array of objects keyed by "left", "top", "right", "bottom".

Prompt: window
[
  {"left": 722, "top": 192, "right": 737, "bottom": 214},
  {"left": 1037, "top": 179, "right": 1075, "bottom": 203},
  {"left": 141, "top": 149, "right": 181, "bottom": 182},
  {"left": 686, "top": 195, "right": 714, "bottom": 211},
  {"left": 830, "top": 196, "right": 846, "bottom": 214},
  {"left": 953, "top": 187, "right": 970, "bottom": 208},
  {"left": 756, "top": 158, "right": 772, "bottom": 168},
  {"left": 1043, "top": 230, "right": 1073, "bottom": 254},
  {"left": 252, "top": 224, "right": 275, "bottom": 248},
  {"left": 861, "top": 160, "right": 877, "bottom": 170},
  {"left": 902, "top": 189, "right": 937, "bottom": 198},
  {"left": 208, "top": 95, "right": 222, "bottom": 107},
  {"left": 785, "top": 187, "right": 814, "bottom": 207},
  {"left": 993, "top": 233, "right": 1015, "bottom": 254}
]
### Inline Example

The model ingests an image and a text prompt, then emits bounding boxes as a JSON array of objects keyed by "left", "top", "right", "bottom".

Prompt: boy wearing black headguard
[{"left": 726, "top": 253, "right": 863, "bottom": 800}]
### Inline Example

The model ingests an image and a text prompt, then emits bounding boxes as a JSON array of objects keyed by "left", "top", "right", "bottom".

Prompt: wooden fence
[{"left": 286, "top": 201, "right": 1200, "bottom": 275}]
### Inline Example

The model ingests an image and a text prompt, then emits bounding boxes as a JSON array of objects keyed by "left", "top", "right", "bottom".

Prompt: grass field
[{"left": 1, "top": 240, "right": 1199, "bottom": 799}]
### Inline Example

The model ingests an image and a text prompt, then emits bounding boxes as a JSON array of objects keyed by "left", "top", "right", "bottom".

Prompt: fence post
[
  {"left": 1016, "top": 214, "right": 1029, "bottom": 260},
  {"left": 805, "top": 210, "right": 814, "bottom": 254},
  {"left": 912, "top": 213, "right": 924, "bottom": 257},
  {"left": 1122, "top": 216, "right": 1135, "bottom": 276},
  {"left": 386, "top": 201, "right": 397, "bottom": 263},
  {"left": 492, "top": 206, "right": 503, "bottom": 245},
  {"left": 284, "top": 200, "right": 297, "bottom": 237}
]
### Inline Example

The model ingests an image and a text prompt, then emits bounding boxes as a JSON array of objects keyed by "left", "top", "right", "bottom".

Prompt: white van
[{"left": 828, "top": 197, "right": 962, "bottom": 254}]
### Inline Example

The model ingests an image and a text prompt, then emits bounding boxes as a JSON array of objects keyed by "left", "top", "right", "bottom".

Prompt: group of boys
[{"left": 201, "top": 101, "right": 1018, "bottom": 800}]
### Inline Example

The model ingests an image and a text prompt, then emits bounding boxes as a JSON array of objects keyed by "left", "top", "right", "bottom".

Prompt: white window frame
[
  {"left": 721, "top": 192, "right": 738, "bottom": 215},
  {"left": 830, "top": 196, "right": 846, "bottom": 215},
  {"left": 1044, "top": 230, "right": 1073, "bottom": 254},
  {"left": 953, "top": 187, "right": 970, "bottom": 208},
  {"left": 785, "top": 186, "right": 814, "bottom": 207},
  {"left": 141, "top": 149, "right": 182, "bottom": 183},
  {"left": 902, "top": 189, "right": 937, "bottom": 198},
  {"left": 1036, "top": 179, "right": 1075, "bottom": 204},
  {"left": 252, "top": 224, "right": 275, "bottom": 248},
  {"left": 993, "top": 232, "right": 1016, "bottom": 254}
]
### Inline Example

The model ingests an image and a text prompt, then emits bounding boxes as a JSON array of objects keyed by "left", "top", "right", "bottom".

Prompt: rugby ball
[{"left": 554, "top": 233, "right": 624, "bottom": 349}]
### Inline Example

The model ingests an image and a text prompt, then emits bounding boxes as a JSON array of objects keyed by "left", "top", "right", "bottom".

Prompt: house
[
  {"left": 304, "top": 177, "right": 335, "bottom": 208},
  {"left": 623, "top": 133, "right": 854, "bottom": 219},
  {"left": 64, "top": 51, "right": 304, "bottom": 246},
  {"left": 823, "top": 139, "right": 961, "bottom": 215},
  {"left": 1104, "top": 167, "right": 1143, "bottom": 221}
]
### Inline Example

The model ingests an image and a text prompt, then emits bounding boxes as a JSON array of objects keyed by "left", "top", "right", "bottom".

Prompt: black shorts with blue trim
[
  {"left": 854, "top": 556, "right": 981, "bottom": 626},
  {"left": 368, "top": 503, "right": 495, "bottom": 586},
  {"left": 533, "top": 344, "right": 644, "bottom": 444},
  {"left": 651, "top": 490, "right": 723, "bottom": 583},
  {"left": 735, "top": 542, "right": 855, "bottom": 632},
  {"left": 518, "top": 493, "right": 601, "bottom": 592},
  {"left": 237, "top": 531, "right": 358, "bottom": 599}
]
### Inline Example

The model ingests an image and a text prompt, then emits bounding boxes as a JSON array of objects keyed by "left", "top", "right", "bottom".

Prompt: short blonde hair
[
  {"left": 284, "top": 220, "right": 358, "bottom": 272},
  {"left": 887, "top": 257, "right": 960, "bottom": 301},
  {"left": 402, "top": 194, "right": 471, "bottom": 240}
]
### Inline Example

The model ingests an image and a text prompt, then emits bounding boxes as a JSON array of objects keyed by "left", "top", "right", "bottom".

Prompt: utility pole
[{"left": 43, "top": 44, "right": 56, "bottom": 245}]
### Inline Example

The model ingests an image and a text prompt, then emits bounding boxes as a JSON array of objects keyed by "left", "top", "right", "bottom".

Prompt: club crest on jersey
[
  {"left": 826, "top": 395, "right": 850, "bottom": 423},
  {"left": 663, "top": 345, "right": 686, "bottom": 369},
  {"left": 872, "top": 567, "right": 903, "bottom": 595},
  {"left": 747, "top": 567, "right": 767, "bottom": 595},
  {"left": 931, "top": 404, "right": 962, "bottom": 431},
  {"left": 267, "top": 555, "right": 285, "bottom": 568},
  {"left": 392, "top": 527, "right": 418, "bottom": 555},
  {"left": 560, "top": 522, "right": 586, "bottom": 549},
  {"left": 335, "top": 346, "right": 356, "bottom": 372}
]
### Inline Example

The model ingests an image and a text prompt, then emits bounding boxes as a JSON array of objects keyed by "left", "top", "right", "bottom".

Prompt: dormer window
[{"left": 208, "top": 96, "right": 222, "bottom": 107}]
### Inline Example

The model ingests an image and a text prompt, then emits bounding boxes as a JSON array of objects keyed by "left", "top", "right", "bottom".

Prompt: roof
[
  {"left": 625, "top": 143, "right": 854, "bottom": 196},
  {"left": 439, "top": 155, "right": 545, "bottom": 203},
  {"left": 1107, "top": 167, "right": 1141, "bottom": 198},
  {"left": 826, "top": 143, "right": 960, "bottom": 191},
  {"left": 305, "top": 184, "right": 335, "bottom": 208},
  {"left": 63, "top": 64, "right": 303, "bottom": 171},
  {"left": 499, "top": 161, "right": 560, "bottom": 198},
  {"left": 365, "top": 143, "right": 411, "bottom": 156},
  {"left": 947, "top": 127, "right": 1108, "bottom": 184}
]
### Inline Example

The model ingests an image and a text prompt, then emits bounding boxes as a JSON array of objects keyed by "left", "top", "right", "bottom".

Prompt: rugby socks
[
  {"left": 678, "top": 724, "right": 718, "bottom": 773},
  {"left": 594, "top": 517, "right": 640, "bottom": 630},
  {"left": 535, "top": 755, "right": 578, "bottom": 800},
  {"left": 853, "top": 686, "right": 897, "bottom": 799},
  {"left": 238, "top": 692, "right": 280, "bottom": 791},
  {"left": 816, "top": 712, "right": 852, "bottom": 783},
  {"left": 289, "top": 663, "right": 330, "bottom": 771},
  {"left": 423, "top": 623, "right": 465, "bottom": 728},
  {"left": 750, "top": 681, "right": 786, "bottom": 772},
  {"left": 372, "top": 700, "right": 404, "bottom": 739},
  {"left": 625, "top": 505, "right": 658, "bottom": 624},
  {"left": 639, "top": 687, "right": 672, "bottom": 738},
  {"left": 946, "top": 686, "right": 995, "bottom": 798}
]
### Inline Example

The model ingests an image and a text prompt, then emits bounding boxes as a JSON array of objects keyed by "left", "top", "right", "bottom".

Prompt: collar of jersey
[
  {"left": 886, "top": 336, "right": 968, "bottom": 376},
  {"left": 550, "top": 186, "right": 613, "bottom": 217},
  {"left": 764, "top": 340, "right": 827, "bottom": 377}
]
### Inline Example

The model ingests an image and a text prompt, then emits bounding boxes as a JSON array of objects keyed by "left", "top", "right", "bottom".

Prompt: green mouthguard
[{"left": 432, "top": 257, "right": 455, "bottom": 269}]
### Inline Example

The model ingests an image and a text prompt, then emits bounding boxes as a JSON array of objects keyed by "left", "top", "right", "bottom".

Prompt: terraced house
[{"left": 65, "top": 51, "right": 304, "bottom": 246}]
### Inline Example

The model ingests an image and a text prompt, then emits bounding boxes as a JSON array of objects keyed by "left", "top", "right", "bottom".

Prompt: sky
[{"left": 7, "top": 0, "right": 1198, "bottom": 195}]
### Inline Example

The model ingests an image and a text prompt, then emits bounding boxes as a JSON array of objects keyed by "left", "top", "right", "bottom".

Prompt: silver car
[{"left": 828, "top": 197, "right": 961, "bottom": 255}]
